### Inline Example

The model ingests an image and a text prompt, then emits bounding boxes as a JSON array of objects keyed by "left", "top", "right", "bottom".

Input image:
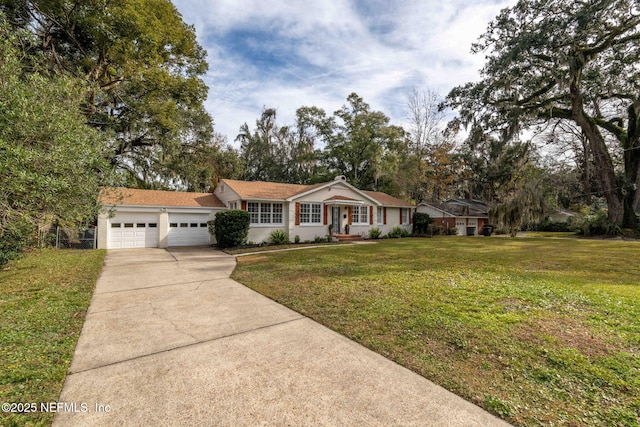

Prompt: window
[
  {"left": 137, "top": 223, "right": 145, "bottom": 228},
  {"left": 300, "top": 203, "right": 310, "bottom": 223},
  {"left": 170, "top": 223, "right": 178, "bottom": 228},
  {"left": 300, "top": 203, "right": 321, "bottom": 224},
  {"left": 149, "top": 223, "right": 157, "bottom": 228},
  {"left": 360, "top": 206, "right": 368, "bottom": 224},
  {"left": 312, "top": 204, "right": 321, "bottom": 223},
  {"left": 402, "top": 209, "right": 409, "bottom": 224},
  {"left": 199, "top": 223, "right": 207, "bottom": 227},
  {"left": 248, "top": 202, "right": 284, "bottom": 225},
  {"left": 124, "top": 223, "right": 134, "bottom": 228},
  {"left": 273, "top": 204, "right": 283, "bottom": 224},
  {"left": 248, "top": 202, "right": 259, "bottom": 224},
  {"left": 352, "top": 206, "right": 369, "bottom": 225},
  {"left": 111, "top": 223, "right": 121, "bottom": 228},
  {"left": 260, "top": 203, "right": 272, "bottom": 224},
  {"left": 377, "top": 207, "right": 383, "bottom": 225}
]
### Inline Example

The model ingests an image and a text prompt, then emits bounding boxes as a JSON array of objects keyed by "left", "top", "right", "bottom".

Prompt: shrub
[
  {"left": 493, "top": 227, "right": 509, "bottom": 235},
  {"left": 427, "top": 224, "right": 445, "bottom": 236},
  {"left": 369, "top": 227, "right": 382, "bottom": 239},
  {"left": 576, "top": 210, "right": 622, "bottom": 236},
  {"left": 269, "top": 229, "right": 290, "bottom": 245},
  {"left": 294, "top": 235, "right": 300, "bottom": 244},
  {"left": 387, "top": 226, "right": 410, "bottom": 238},
  {"left": 527, "top": 220, "right": 574, "bottom": 232},
  {"left": 314, "top": 235, "right": 327, "bottom": 243},
  {"left": 447, "top": 227, "right": 458, "bottom": 235},
  {"left": 412, "top": 212, "right": 433, "bottom": 235},
  {"left": 0, "top": 216, "right": 34, "bottom": 268},
  {"left": 211, "top": 210, "right": 250, "bottom": 248}
]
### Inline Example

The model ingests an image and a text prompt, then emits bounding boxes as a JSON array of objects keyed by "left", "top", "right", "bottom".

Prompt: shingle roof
[
  {"left": 421, "top": 199, "right": 490, "bottom": 217},
  {"left": 100, "top": 187, "right": 225, "bottom": 208},
  {"left": 362, "top": 190, "right": 413, "bottom": 207},
  {"left": 220, "top": 179, "right": 325, "bottom": 199}
]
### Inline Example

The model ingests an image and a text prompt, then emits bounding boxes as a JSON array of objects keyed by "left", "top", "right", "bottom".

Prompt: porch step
[{"left": 334, "top": 233, "right": 364, "bottom": 242}]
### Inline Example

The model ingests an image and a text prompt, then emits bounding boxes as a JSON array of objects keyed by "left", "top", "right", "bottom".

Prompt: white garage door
[
  {"left": 167, "top": 214, "right": 210, "bottom": 246},
  {"left": 109, "top": 213, "right": 159, "bottom": 249}
]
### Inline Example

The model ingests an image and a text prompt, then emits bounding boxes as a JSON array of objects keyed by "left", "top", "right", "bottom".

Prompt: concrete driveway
[{"left": 55, "top": 247, "right": 510, "bottom": 426}]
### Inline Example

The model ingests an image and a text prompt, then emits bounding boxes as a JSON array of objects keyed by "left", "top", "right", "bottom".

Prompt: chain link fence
[{"left": 55, "top": 227, "right": 96, "bottom": 249}]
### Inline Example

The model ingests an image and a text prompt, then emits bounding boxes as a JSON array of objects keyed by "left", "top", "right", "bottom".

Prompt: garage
[
  {"left": 167, "top": 213, "right": 211, "bottom": 246},
  {"left": 109, "top": 213, "right": 160, "bottom": 249},
  {"left": 98, "top": 188, "right": 225, "bottom": 249}
]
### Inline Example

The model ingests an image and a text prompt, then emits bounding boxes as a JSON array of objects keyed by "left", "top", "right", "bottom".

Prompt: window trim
[
  {"left": 351, "top": 205, "right": 369, "bottom": 225},
  {"left": 299, "top": 202, "right": 322, "bottom": 225},
  {"left": 247, "top": 201, "right": 285, "bottom": 226}
]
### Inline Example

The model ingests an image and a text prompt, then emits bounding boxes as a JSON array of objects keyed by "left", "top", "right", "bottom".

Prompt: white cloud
[{"left": 173, "top": 0, "right": 517, "bottom": 144}]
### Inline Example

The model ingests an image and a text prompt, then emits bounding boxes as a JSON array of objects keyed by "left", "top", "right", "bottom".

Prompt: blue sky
[{"left": 172, "top": 0, "right": 517, "bottom": 144}]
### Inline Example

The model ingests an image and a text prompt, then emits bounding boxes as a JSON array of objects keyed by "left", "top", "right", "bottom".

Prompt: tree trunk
[
  {"left": 580, "top": 135, "right": 592, "bottom": 206},
  {"left": 569, "top": 61, "right": 623, "bottom": 224},
  {"left": 622, "top": 102, "right": 640, "bottom": 228},
  {"left": 579, "top": 118, "right": 624, "bottom": 224}
]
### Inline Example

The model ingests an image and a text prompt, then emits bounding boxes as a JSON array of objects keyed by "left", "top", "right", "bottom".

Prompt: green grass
[
  {"left": 0, "top": 249, "right": 105, "bottom": 427},
  {"left": 224, "top": 241, "right": 347, "bottom": 255},
  {"left": 232, "top": 237, "right": 640, "bottom": 426}
]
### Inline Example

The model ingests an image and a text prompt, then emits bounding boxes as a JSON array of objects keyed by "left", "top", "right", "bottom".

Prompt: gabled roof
[
  {"left": 220, "top": 179, "right": 325, "bottom": 200},
  {"left": 362, "top": 191, "right": 413, "bottom": 207},
  {"left": 443, "top": 198, "right": 491, "bottom": 217},
  {"left": 419, "top": 198, "right": 490, "bottom": 217},
  {"left": 100, "top": 187, "right": 225, "bottom": 208},
  {"left": 218, "top": 177, "right": 414, "bottom": 207}
]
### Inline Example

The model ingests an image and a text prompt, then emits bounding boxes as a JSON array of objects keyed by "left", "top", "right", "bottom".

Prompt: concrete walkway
[{"left": 55, "top": 247, "right": 510, "bottom": 426}]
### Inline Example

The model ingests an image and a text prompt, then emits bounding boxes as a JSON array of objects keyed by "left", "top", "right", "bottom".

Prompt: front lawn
[
  {"left": 232, "top": 237, "right": 640, "bottom": 426},
  {"left": 0, "top": 249, "right": 105, "bottom": 427}
]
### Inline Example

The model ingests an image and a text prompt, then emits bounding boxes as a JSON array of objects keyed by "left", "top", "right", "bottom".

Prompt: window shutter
[
  {"left": 241, "top": 201, "right": 247, "bottom": 211},
  {"left": 323, "top": 204, "right": 328, "bottom": 225},
  {"left": 369, "top": 206, "right": 373, "bottom": 225},
  {"left": 383, "top": 207, "right": 387, "bottom": 225},
  {"left": 295, "top": 202, "right": 300, "bottom": 225},
  {"left": 399, "top": 208, "right": 403, "bottom": 224},
  {"left": 348, "top": 206, "right": 353, "bottom": 225}
]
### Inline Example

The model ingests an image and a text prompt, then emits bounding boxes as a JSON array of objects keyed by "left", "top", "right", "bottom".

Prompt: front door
[{"left": 332, "top": 206, "right": 341, "bottom": 234}]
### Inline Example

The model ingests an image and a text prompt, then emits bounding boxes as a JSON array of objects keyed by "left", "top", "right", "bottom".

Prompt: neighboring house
[
  {"left": 417, "top": 198, "right": 491, "bottom": 236},
  {"left": 98, "top": 176, "right": 414, "bottom": 249},
  {"left": 546, "top": 208, "right": 578, "bottom": 223}
]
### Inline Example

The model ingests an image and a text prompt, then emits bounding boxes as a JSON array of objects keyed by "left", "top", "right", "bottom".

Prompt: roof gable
[{"left": 100, "top": 188, "right": 225, "bottom": 208}]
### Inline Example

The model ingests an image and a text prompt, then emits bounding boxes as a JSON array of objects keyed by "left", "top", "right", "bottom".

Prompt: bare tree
[{"left": 405, "top": 87, "right": 457, "bottom": 202}]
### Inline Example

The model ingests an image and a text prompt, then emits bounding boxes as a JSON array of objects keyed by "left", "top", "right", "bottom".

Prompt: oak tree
[
  {"left": 2, "top": 0, "right": 217, "bottom": 190},
  {"left": 448, "top": 0, "right": 640, "bottom": 227}
]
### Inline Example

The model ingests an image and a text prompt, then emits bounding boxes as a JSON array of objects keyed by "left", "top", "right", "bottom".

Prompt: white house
[{"left": 97, "top": 176, "right": 414, "bottom": 249}]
